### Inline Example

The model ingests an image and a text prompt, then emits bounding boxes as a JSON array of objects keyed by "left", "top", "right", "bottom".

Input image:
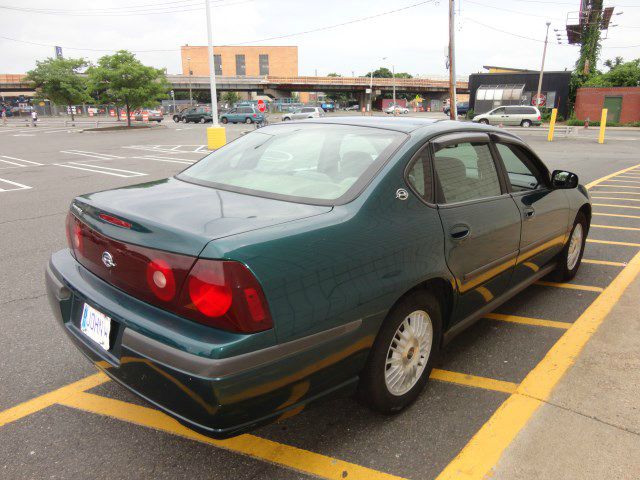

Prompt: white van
[{"left": 473, "top": 105, "right": 541, "bottom": 127}]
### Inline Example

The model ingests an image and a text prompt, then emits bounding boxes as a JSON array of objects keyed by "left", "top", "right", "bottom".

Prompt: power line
[{"left": 464, "top": 0, "right": 564, "bottom": 21}]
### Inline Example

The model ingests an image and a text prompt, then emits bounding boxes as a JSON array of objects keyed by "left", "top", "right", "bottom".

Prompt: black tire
[
  {"left": 182, "top": 118, "right": 189, "bottom": 123},
  {"left": 199, "top": 117, "right": 206, "bottom": 124},
  {"left": 245, "top": 117, "right": 253, "bottom": 124},
  {"left": 552, "top": 212, "right": 588, "bottom": 281},
  {"left": 521, "top": 119, "right": 532, "bottom": 127},
  {"left": 479, "top": 118, "right": 489, "bottom": 125},
  {"left": 282, "top": 117, "right": 290, "bottom": 121},
  {"left": 358, "top": 290, "right": 442, "bottom": 414},
  {"left": 221, "top": 117, "right": 228, "bottom": 124},
  {"left": 173, "top": 116, "right": 180, "bottom": 123}
]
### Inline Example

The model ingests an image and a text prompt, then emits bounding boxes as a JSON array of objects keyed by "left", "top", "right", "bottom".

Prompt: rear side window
[
  {"left": 433, "top": 142, "right": 501, "bottom": 204},
  {"left": 301, "top": 108, "right": 314, "bottom": 113},
  {"left": 406, "top": 147, "right": 433, "bottom": 201},
  {"left": 178, "top": 124, "right": 406, "bottom": 204}
]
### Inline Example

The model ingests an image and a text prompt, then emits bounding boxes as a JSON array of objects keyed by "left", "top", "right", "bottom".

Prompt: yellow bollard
[
  {"left": 547, "top": 108, "right": 558, "bottom": 142},
  {"left": 207, "top": 126, "right": 227, "bottom": 150},
  {"left": 598, "top": 108, "right": 608, "bottom": 144}
]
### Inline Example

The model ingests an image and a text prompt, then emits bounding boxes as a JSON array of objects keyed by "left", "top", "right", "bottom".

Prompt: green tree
[
  {"left": 603, "top": 56, "right": 624, "bottom": 71},
  {"left": 87, "top": 50, "right": 169, "bottom": 127},
  {"left": 363, "top": 67, "right": 393, "bottom": 78},
  {"left": 327, "top": 72, "right": 341, "bottom": 77},
  {"left": 394, "top": 72, "right": 413, "bottom": 79},
  {"left": 222, "top": 91, "right": 240, "bottom": 106},
  {"left": 26, "top": 57, "right": 91, "bottom": 121},
  {"left": 583, "top": 58, "right": 640, "bottom": 87}
]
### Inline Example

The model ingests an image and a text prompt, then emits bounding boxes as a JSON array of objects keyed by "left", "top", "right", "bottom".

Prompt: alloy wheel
[{"left": 567, "top": 223, "right": 583, "bottom": 270}]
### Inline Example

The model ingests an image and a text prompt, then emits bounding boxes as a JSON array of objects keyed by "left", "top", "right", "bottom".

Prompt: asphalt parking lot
[{"left": 1, "top": 117, "right": 639, "bottom": 479}]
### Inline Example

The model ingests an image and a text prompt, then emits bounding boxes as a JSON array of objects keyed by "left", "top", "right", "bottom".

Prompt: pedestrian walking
[
  {"left": 31, "top": 110, "right": 38, "bottom": 127},
  {"left": 1, "top": 109, "right": 7, "bottom": 127}
]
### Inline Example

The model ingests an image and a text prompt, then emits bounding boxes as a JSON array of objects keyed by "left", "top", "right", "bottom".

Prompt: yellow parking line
[
  {"left": 430, "top": 369, "right": 518, "bottom": 394},
  {"left": 593, "top": 212, "right": 640, "bottom": 219},
  {"left": 591, "top": 196, "right": 640, "bottom": 203},
  {"left": 593, "top": 203, "right": 640, "bottom": 210},
  {"left": 58, "top": 391, "right": 406, "bottom": 480},
  {"left": 592, "top": 224, "right": 640, "bottom": 232},
  {"left": 0, "top": 372, "right": 109, "bottom": 428},
  {"left": 589, "top": 191, "right": 640, "bottom": 196},
  {"left": 534, "top": 280, "right": 604, "bottom": 293},
  {"left": 582, "top": 259, "right": 626, "bottom": 267},
  {"left": 585, "top": 163, "right": 640, "bottom": 189},
  {"left": 593, "top": 185, "right": 640, "bottom": 189},
  {"left": 587, "top": 238, "right": 640, "bottom": 248},
  {"left": 606, "top": 179, "right": 640, "bottom": 184},
  {"left": 436, "top": 249, "right": 640, "bottom": 480},
  {"left": 484, "top": 312, "right": 570, "bottom": 330}
]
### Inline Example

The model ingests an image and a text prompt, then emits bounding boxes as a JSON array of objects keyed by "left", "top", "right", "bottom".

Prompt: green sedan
[{"left": 46, "top": 117, "right": 591, "bottom": 438}]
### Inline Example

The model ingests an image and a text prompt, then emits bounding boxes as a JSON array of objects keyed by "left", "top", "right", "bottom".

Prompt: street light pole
[
  {"left": 369, "top": 71, "right": 373, "bottom": 113},
  {"left": 536, "top": 21, "right": 552, "bottom": 109},
  {"left": 187, "top": 56, "right": 193, "bottom": 106},
  {"left": 205, "top": 0, "right": 220, "bottom": 126},
  {"left": 448, "top": 0, "right": 458, "bottom": 120},
  {"left": 392, "top": 64, "right": 396, "bottom": 106}
]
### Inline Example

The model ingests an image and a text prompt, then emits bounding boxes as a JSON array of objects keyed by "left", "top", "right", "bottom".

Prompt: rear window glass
[{"left": 178, "top": 124, "right": 406, "bottom": 205}]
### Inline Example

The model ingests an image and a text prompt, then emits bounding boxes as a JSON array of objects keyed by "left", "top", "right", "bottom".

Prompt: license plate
[{"left": 80, "top": 303, "right": 111, "bottom": 351}]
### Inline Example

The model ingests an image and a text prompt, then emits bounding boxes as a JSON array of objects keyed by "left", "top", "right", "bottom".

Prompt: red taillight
[
  {"left": 99, "top": 213, "right": 131, "bottom": 229},
  {"left": 181, "top": 258, "right": 273, "bottom": 333},
  {"left": 538, "top": 115, "right": 541, "bottom": 120},
  {"left": 66, "top": 212, "right": 83, "bottom": 255},
  {"left": 253, "top": 113, "right": 257, "bottom": 117},
  {"left": 146, "top": 259, "right": 177, "bottom": 302}
]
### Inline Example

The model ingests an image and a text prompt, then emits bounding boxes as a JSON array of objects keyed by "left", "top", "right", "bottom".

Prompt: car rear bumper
[{"left": 46, "top": 249, "right": 367, "bottom": 438}]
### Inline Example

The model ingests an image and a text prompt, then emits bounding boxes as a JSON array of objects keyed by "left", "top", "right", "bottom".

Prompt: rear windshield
[{"left": 177, "top": 123, "right": 406, "bottom": 205}]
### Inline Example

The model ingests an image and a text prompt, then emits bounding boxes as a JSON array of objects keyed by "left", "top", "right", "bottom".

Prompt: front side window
[
  {"left": 492, "top": 107, "right": 505, "bottom": 115},
  {"left": 433, "top": 142, "right": 501, "bottom": 204},
  {"left": 496, "top": 143, "right": 542, "bottom": 192},
  {"left": 178, "top": 124, "right": 406, "bottom": 204}
]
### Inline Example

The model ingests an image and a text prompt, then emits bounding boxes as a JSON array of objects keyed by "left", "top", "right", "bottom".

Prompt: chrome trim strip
[{"left": 122, "top": 319, "right": 363, "bottom": 378}]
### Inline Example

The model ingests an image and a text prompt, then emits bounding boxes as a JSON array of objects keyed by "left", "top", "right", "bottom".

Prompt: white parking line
[
  {"left": 0, "top": 155, "right": 44, "bottom": 167},
  {"left": 0, "top": 177, "right": 32, "bottom": 192},
  {"left": 54, "top": 162, "right": 146, "bottom": 178},
  {"left": 132, "top": 156, "right": 194, "bottom": 165},
  {"left": 61, "top": 150, "right": 125, "bottom": 160},
  {"left": 44, "top": 129, "right": 76, "bottom": 134}
]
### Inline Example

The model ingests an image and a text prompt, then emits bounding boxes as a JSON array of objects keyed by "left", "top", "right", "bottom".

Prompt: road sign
[
  {"left": 532, "top": 93, "right": 547, "bottom": 107},
  {"left": 257, "top": 100, "right": 266, "bottom": 113}
]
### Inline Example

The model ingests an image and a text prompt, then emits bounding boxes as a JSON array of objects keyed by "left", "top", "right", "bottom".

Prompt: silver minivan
[
  {"left": 473, "top": 105, "right": 541, "bottom": 127},
  {"left": 282, "top": 107, "right": 324, "bottom": 121}
]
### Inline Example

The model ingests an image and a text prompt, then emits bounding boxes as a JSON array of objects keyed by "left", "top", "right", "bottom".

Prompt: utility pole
[
  {"left": 369, "top": 70, "right": 373, "bottom": 113},
  {"left": 448, "top": 0, "right": 457, "bottom": 120},
  {"left": 536, "top": 21, "right": 552, "bottom": 108},
  {"left": 187, "top": 56, "right": 193, "bottom": 106},
  {"left": 392, "top": 64, "right": 396, "bottom": 107},
  {"left": 205, "top": 0, "right": 220, "bottom": 126}
]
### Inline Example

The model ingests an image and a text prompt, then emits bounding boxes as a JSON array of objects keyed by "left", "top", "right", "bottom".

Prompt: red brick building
[{"left": 575, "top": 87, "right": 640, "bottom": 124}]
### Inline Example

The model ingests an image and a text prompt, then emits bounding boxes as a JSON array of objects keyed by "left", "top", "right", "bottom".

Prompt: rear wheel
[
  {"left": 199, "top": 117, "right": 206, "bottom": 124},
  {"left": 221, "top": 117, "right": 228, "bottom": 124},
  {"left": 521, "top": 119, "right": 532, "bottom": 127},
  {"left": 358, "top": 290, "right": 442, "bottom": 413},
  {"left": 479, "top": 118, "right": 489, "bottom": 125},
  {"left": 553, "top": 212, "right": 588, "bottom": 281}
]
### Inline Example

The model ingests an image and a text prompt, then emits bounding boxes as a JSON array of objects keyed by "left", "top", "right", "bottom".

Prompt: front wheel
[
  {"left": 521, "top": 119, "right": 532, "bottom": 127},
  {"left": 199, "top": 117, "right": 206, "bottom": 124},
  {"left": 173, "top": 116, "right": 180, "bottom": 123},
  {"left": 221, "top": 117, "right": 228, "bottom": 124},
  {"left": 553, "top": 212, "right": 588, "bottom": 281},
  {"left": 358, "top": 290, "right": 442, "bottom": 413},
  {"left": 479, "top": 118, "right": 489, "bottom": 125}
]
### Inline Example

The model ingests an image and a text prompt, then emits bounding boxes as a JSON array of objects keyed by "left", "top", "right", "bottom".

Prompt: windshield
[{"left": 178, "top": 123, "right": 406, "bottom": 205}]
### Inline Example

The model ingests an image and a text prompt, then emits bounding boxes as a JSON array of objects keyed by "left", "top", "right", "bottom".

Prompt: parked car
[
  {"left": 47, "top": 117, "right": 590, "bottom": 439},
  {"left": 220, "top": 105, "right": 265, "bottom": 124},
  {"left": 344, "top": 104, "right": 360, "bottom": 111},
  {"left": 134, "top": 109, "right": 163, "bottom": 123},
  {"left": 473, "top": 105, "right": 541, "bottom": 127},
  {"left": 321, "top": 102, "right": 335, "bottom": 112},
  {"left": 282, "top": 106, "right": 324, "bottom": 121},
  {"left": 385, "top": 104, "right": 409, "bottom": 115},
  {"left": 443, "top": 102, "right": 470, "bottom": 116}
]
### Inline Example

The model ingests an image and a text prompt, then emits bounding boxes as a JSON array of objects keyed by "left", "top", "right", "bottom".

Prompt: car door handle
[
  {"left": 523, "top": 207, "right": 536, "bottom": 219},
  {"left": 450, "top": 224, "right": 471, "bottom": 240}
]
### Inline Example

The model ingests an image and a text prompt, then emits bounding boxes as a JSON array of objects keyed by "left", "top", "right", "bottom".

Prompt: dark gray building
[{"left": 468, "top": 69, "right": 572, "bottom": 119}]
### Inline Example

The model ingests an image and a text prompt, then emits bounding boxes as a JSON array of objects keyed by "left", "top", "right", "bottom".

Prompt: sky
[{"left": 1, "top": 0, "right": 639, "bottom": 77}]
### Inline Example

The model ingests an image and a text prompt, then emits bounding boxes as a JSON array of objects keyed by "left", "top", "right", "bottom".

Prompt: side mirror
[{"left": 552, "top": 170, "right": 579, "bottom": 189}]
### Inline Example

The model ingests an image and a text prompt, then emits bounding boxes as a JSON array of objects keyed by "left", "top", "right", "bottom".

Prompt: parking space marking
[
  {"left": 484, "top": 313, "right": 570, "bottom": 330},
  {"left": 57, "top": 391, "right": 406, "bottom": 480},
  {"left": 430, "top": 370, "right": 517, "bottom": 394},
  {"left": 0, "top": 155, "right": 44, "bottom": 167},
  {"left": 534, "top": 280, "right": 604, "bottom": 293},
  {"left": 61, "top": 150, "right": 125, "bottom": 160},
  {"left": 0, "top": 372, "right": 108, "bottom": 428},
  {"left": 591, "top": 196, "right": 640, "bottom": 203},
  {"left": 591, "top": 224, "right": 640, "bottom": 231},
  {"left": 54, "top": 162, "right": 147, "bottom": 178},
  {"left": 0, "top": 177, "right": 32, "bottom": 192},
  {"left": 582, "top": 259, "right": 626, "bottom": 267},
  {"left": 590, "top": 191, "right": 640, "bottom": 196},
  {"left": 132, "top": 155, "right": 195, "bottom": 165},
  {"left": 593, "top": 212, "right": 640, "bottom": 219},
  {"left": 595, "top": 184, "right": 640, "bottom": 189},
  {"left": 606, "top": 179, "right": 640, "bottom": 185},
  {"left": 585, "top": 164, "right": 640, "bottom": 189},
  {"left": 587, "top": 238, "right": 640, "bottom": 248},
  {"left": 593, "top": 203, "right": 640, "bottom": 210},
  {"left": 436, "top": 250, "right": 640, "bottom": 480}
]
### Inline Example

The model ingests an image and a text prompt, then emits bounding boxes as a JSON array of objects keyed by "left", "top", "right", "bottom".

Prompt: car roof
[{"left": 301, "top": 116, "right": 443, "bottom": 132}]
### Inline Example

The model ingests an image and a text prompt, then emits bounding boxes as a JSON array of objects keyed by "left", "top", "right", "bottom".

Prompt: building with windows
[
  {"left": 469, "top": 67, "right": 571, "bottom": 119},
  {"left": 180, "top": 45, "right": 298, "bottom": 77}
]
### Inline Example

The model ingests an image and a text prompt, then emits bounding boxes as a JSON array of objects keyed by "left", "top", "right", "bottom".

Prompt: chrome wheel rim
[
  {"left": 567, "top": 223, "right": 583, "bottom": 270},
  {"left": 384, "top": 310, "right": 433, "bottom": 396}
]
